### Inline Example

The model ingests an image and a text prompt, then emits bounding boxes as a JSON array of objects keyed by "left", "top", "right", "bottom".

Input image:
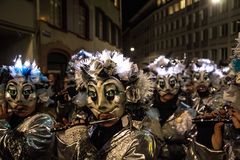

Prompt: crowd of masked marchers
[{"left": 1, "top": 37, "right": 240, "bottom": 160}]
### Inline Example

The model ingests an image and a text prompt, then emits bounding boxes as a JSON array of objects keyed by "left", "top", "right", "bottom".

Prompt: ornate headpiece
[
  {"left": 190, "top": 58, "right": 216, "bottom": 73},
  {"left": 148, "top": 55, "right": 185, "bottom": 76},
  {"left": 8, "top": 55, "right": 47, "bottom": 84},
  {"left": 68, "top": 49, "right": 154, "bottom": 104},
  {"left": 0, "top": 55, "right": 51, "bottom": 105}
]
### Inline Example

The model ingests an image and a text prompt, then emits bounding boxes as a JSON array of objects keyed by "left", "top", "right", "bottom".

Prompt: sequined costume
[
  {"left": 0, "top": 113, "right": 55, "bottom": 160},
  {"left": 57, "top": 115, "right": 158, "bottom": 160}
]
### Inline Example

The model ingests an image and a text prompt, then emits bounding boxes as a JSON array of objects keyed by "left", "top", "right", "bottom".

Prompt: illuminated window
[
  {"left": 168, "top": 5, "right": 174, "bottom": 15},
  {"left": 111, "top": 0, "right": 120, "bottom": 9},
  {"left": 180, "top": 0, "right": 186, "bottom": 9},
  {"left": 174, "top": 3, "right": 180, "bottom": 12},
  {"left": 162, "top": 0, "right": 166, "bottom": 4},
  {"left": 157, "top": 0, "right": 161, "bottom": 6},
  {"left": 186, "top": 0, "right": 192, "bottom": 6}
]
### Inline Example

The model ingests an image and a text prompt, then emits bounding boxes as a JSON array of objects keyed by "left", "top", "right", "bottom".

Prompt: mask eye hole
[
  {"left": 7, "top": 85, "right": 17, "bottom": 99},
  {"left": 87, "top": 86, "right": 97, "bottom": 101},
  {"left": 169, "top": 77, "right": 177, "bottom": 88},
  {"left": 158, "top": 78, "right": 165, "bottom": 89},
  {"left": 193, "top": 72, "right": 200, "bottom": 80},
  {"left": 105, "top": 89, "right": 118, "bottom": 101},
  {"left": 203, "top": 73, "right": 209, "bottom": 81},
  {"left": 22, "top": 85, "right": 34, "bottom": 99}
]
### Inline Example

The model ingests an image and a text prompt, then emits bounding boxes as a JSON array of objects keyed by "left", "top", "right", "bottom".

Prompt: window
[
  {"left": 176, "top": 19, "right": 179, "bottom": 29},
  {"left": 39, "top": 0, "right": 64, "bottom": 27},
  {"left": 220, "top": 23, "right": 228, "bottom": 37},
  {"left": 211, "top": 49, "right": 217, "bottom": 61},
  {"left": 95, "top": 8, "right": 104, "bottom": 39},
  {"left": 202, "top": 51, "right": 208, "bottom": 58},
  {"left": 174, "top": 3, "right": 180, "bottom": 12},
  {"left": 182, "top": 35, "right": 186, "bottom": 45},
  {"left": 186, "top": 0, "right": 193, "bottom": 6},
  {"left": 176, "top": 37, "right": 179, "bottom": 46},
  {"left": 111, "top": 0, "right": 120, "bottom": 9},
  {"left": 50, "top": 0, "right": 63, "bottom": 27},
  {"left": 193, "top": 32, "right": 196, "bottom": 43},
  {"left": 221, "top": 48, "right": 228, "bottom": 60},
  {"left": 231, "top": 21, "right": 240, "bottom": 34},
  {"left": 111, "top": 23, "right": 116, "bottom": 45},
  {"left": 203, "top": 29, "right": 208, "bottom": 41},
  {"left": 78, "top": 2, "right": 89, "bottom": 38},
  {"left": 211, "top": 6, "right": 218, "bottom": 17},
  {"left": 233, "top": 0, "right": 240, "bottom": 9},
  {"left": 212, "top": 26, "right": 218, "bottom": 39},
  {"left": 168, "top": 6, "right": 174, "bottom": 15},
  {"left": 200, "top": 8, "right": 208, "bottom": 21},
  {"left": 180, "top": 0, "right": 186, "bottom": 9}
]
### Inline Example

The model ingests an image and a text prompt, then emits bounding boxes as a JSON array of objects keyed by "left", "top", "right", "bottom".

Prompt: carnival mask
[
  {"left": 5, "top": 79, "right": 37, "bottom": 117},
  {"left": 157, "top": 75, "right": 180, "bottom": 102},
  {"left": 87, "top": 77, "right": 126, "bottom": 127},
  {"left": 192, "top": 71, "right": 210, "bottom": 93}
]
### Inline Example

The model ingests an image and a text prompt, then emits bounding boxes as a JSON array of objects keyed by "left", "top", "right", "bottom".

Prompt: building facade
[
  {"left": 123, "top": 0, "right": 240, "bottom": 68},
  {"left": 0, "top": 0, "right": 121, "bottom": 79}
]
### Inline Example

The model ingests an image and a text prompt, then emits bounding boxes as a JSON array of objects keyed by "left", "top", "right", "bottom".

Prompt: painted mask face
[
  {"left": 5, "top": 79, "right": 37, "bottom": 117},
  {"left": 157, "top": 75, "right": 179, "bottom": 102},
  {"left": 87, "top": 77, "right": 126, "bottom": 127},
  {"left": 192, "top": 71, "right": 210, "bottom": 93}
]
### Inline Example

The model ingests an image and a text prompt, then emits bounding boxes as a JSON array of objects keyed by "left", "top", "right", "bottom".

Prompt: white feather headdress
[
  {"left": 148, "top": 55, "right": 186, "bottom": 76},
  {"left": 191, "top": 58, "right": 216, "bottom": 73},
  {"left": 68, "top": 49, "right": 154, "bottom": 104}
]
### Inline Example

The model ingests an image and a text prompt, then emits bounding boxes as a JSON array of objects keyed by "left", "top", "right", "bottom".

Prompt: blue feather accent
[{"left": 232, "top": 58, "right": 240, "bottom": 73}]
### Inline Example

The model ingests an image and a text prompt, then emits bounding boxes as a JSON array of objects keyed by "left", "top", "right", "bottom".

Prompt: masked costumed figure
[
  {"left": 147, "top": 55, "right": 196, "bottom": 160},
  {"left": 0, "top": 56, "right": 55, "bottom": 160},
  {"left": 56, "top": 50, "right": 158, "bottom": 160},
  {"left": 206, "top": 36, "right": 240, "bottom": 160}
]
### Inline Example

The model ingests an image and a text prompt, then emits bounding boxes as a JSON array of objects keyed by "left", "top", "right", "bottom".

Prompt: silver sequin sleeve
[{"left": 0, "top": 113, "right": 55, "bottom": 160}]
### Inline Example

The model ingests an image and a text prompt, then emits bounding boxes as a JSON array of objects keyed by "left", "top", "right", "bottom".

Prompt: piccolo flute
[
  {"left": 7, "top": 109, "right": 27, "bottom": 113},
  {"left": 192, "top": 118, "right": 232, "bottom": 124},
  {"left": 51, "top": 117, "right": 119, "bottom": 132}
]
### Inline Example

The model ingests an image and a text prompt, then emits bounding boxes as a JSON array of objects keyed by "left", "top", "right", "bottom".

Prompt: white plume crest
[
  {"left": 191, "top": 58, "right": 216, "bottom": 73},
  {"left": 69, "top": 49, "right": 154, "bottom": 105},
  {"left": 8, "top": 55, "right": 45, "bottom": 84},
  {"left": 148, "top": 55, "right": 185, "bottom": 76}
]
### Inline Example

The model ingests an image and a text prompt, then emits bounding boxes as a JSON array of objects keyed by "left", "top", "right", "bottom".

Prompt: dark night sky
[{"left": 122, "top": 0, "right": 148, "bottom": 30}]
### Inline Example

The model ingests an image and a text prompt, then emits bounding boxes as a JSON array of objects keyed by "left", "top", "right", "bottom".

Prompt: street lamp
[{"left": 130, "top": 47, "right": 135, "bottom": 52}]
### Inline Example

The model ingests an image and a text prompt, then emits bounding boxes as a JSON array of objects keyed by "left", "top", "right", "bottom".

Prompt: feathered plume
[
  {"left": 148, "top": 55, "right": 186, "bottom": 76},
  {"left": 69, "top": 49, "right": 154, "bottom": 105},
  {"left": 191, "top": 58, "right": 216, "bottom": 73},
  {"left": 8, "top": 55, "right": 47, "bottom": 84}
]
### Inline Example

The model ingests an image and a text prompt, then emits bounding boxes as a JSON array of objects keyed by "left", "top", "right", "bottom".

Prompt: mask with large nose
[
  {"left": 87, "top": 77, "right": 126, "bottom": 127},
  {"left": 5, "top": 79, "right": 37, "bottom": 117}
]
